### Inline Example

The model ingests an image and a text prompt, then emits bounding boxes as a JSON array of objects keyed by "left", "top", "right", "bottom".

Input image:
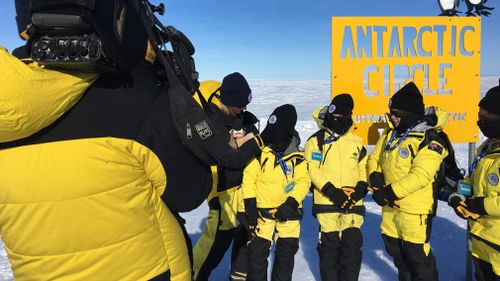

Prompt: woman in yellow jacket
[
  {"left": 368, "top": 82, "right": 448, "bottom": 281},
  {"left": 304, "top": 94, "right": 368, "bottom": 281},
  {"left": 242, "top": 104, "right": 311, "bottom": 281},
  {"left": 448, "top": 81, "right": 500, "bottom": 281}
]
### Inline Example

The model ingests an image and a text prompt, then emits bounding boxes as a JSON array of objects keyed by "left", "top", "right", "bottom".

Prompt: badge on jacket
[
  {"left": 399, "top": 147, "right": 409, "bottom": 158},
  {"left": 428, "top": 142, "right": 443, "bottom": 155},
  {"left": 312, "top": 151, "right": 323, "bottom": 161},
  {"left": 488, "top": 173, "right": 499, "bottom": 186}
]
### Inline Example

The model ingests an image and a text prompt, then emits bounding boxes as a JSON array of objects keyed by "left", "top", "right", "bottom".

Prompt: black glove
[
  {"left": 274, "top": 197, "right": 299, "bottom": 222},
  {"left": 350, "top": 181, "right": 369, "bottom": 202},
  {"left": 448, "top": 193, "right": 482, "bottom": 221},
  {"left": 369, "top": 172, "right": 385, "bottom": 189},
  {"left": 244, "top": 198, "right": 259, "bottom": 233},
  {"left": 372, "top": 185, "right": 398, "bottom": 207},
  {"left": 321, "top": 182, "right": 350, "bottom": 209},
  {"left": 465, "top": 197, "right": 487, "bottom": 215}
]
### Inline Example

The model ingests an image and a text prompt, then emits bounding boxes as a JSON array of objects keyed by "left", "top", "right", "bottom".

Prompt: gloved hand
[
  {"left": 448, "top": 193, "right": 483, "bottom": 221},
  {"left": 244, "top": 198, "right": 259, "bottom": 235},
  {"left": 274, "top": 197, "right": 299, "bottom": 222},
  {"left": 321, "top": 182, "right": 350, "bottom": 209},
  {"left": 465, "top": 197, "right": 487, "bottom": 215},
  {"left": 372, "top": 185, "right": 398, "bottom": 207},
  {"left": 369, "top": 172, "right": 385, "bottom": 189},
  {"left": 350, "top": 181, "right": 369, "bottom": 202}
]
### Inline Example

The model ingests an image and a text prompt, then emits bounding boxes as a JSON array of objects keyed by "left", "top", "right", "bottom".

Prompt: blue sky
[{"left": 1, "top": 0, "right": 498, "bottom": 80}]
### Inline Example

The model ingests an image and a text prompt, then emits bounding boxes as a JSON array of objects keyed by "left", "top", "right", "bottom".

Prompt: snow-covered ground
[{"left": 0, "top": 77, "right": 498, "bottom": 280}]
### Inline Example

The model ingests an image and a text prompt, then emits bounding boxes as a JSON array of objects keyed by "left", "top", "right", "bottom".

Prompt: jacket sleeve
[
  {"left": 304, "top": 137, "right": 330, "bottom": 190},
  {"left": 391, "top": 140, "right": 447, "bottom": 198},
  {"left": 367, "top": 131, "right": 386, "bottom": 176},
  {"left": 241, "top": 157, "right": 261, "bottom": 200},
  {"left": 358, "top": 146, "right": 368, "bottom": 182},
  {"left": 288, "top": 157, "right": 311, "bottom": 203},
  {"left": 205, "top": 133, "right": 264, "bottom": 169},
  {"left": 482, "top": 161, "right": 500, "bottom": 217}
]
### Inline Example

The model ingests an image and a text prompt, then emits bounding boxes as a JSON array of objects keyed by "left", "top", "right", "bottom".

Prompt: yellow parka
[
  {"left": 468, "top": 139, "right": 500, "bottom": 250},
  {"left": 304, "top": 106, "right": 367, "bottom": 214},
  {"left": 0, "top": 47, "right": 211, "bottom": 281},
  {"left": 242, "top": 144, "right": 310, "bottom": 210},
  {"left": 368, "top": 107, "right": 449, "bottom": 215}
]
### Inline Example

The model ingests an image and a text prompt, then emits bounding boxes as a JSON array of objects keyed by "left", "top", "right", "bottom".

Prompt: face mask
[
  {"left": 325, "top": 115, "right": 353, "bottom": 135},
  {"left": 394, "top": 112, "right": 423, "bottom": 133},
  {"left": 270, "top": 137, "right": 292, "bottom": 153},
  {"left": 478, "top": 118, "right": 500, "bottom": 139}
]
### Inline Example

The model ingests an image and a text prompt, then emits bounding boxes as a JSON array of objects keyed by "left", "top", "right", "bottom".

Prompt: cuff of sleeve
[
  {"left": 385, "top": 185, "right": 399, "bottom": 202},
  {"left": 390, "top": 182, "right": 405, "bottom": 199}
]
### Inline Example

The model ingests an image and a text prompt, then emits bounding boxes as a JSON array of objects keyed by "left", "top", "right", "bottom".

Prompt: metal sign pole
[{"left": 466, "top": 142, "right": 476, "bottom": 281}]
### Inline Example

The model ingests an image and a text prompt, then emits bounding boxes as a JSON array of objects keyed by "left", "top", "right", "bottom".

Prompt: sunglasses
[
  {"left": 389, "top": 110, "right": 407, "bottom": 118},
  {"left": 328, "top": 115, "right": 346, "bottom": 122}
]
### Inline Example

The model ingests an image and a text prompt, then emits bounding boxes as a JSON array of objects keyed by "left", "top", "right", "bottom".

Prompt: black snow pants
[{"left": 247, "top": 237, "right": 299, "bottom": 281}]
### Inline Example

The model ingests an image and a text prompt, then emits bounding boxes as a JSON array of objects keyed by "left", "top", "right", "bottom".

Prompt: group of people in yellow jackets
[
  {"left": 193, "top": 74, "right": 500, "bottom": 281},
  {"left": 3, "top": 1, "right": 499, "bottom": 281}
]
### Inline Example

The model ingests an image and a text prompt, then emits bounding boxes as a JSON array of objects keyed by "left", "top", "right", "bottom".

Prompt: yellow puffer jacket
[
  {"left": 469, "top": 139, "right": 500, "bottom": 250},
  {"left": 304, "top": 106, "right": 367, "bottom": 214},
  {"left": 242, "top": 145, "right": 310, "bottom": 209},
  {"left": 368, "top": 107, "right": 449, "bottom": 215},
  {"left": 0, "top": 47, "right": 97, "bottom": 142},
  {"left": 0, "top": 48, "right": 210, "bottom": 280}
]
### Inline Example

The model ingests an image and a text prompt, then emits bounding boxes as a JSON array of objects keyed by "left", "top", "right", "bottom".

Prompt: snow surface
[{"left": 0, "top": 77, "right": 498, "bottom": 281}]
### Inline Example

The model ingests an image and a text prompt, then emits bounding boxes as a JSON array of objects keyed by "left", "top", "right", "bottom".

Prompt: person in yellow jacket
[
  {"left": 448, "top": 80, "right": 500, "bottom": 281},
  {"left": 242, "top": 104, "right": 311, "bottom": 281},
  {"left": 0, "top": 3, "right": 215, "bottom": 281},
  {"left": 304, "top": 93, "right": 368, "bottom": 281},
  {"left": 368, "top": 82, "right": 448, "bottom": 281},
  {"left": 193, "top": 74, "right": 261, "bottom": 281}
]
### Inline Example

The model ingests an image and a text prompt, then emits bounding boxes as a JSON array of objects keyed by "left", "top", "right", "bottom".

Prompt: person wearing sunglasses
[
  {"left": 304, "top": 93, "right": 368, "bottom": 281},
  {"left": 368, "top": 82, "right": 450, "bottom": 281},
  {"left": 448, "top": 79, "right": 500, "bottom": 281}
]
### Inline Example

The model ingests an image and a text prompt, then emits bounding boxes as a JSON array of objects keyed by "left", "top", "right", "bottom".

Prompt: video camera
[{"left": 24, "top": 0, "right": 198, "bottom": 87}]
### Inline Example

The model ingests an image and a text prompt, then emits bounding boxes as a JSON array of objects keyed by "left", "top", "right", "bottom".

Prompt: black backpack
[{"left": 417, "top": 129, "right": 465, "bottom": 203}]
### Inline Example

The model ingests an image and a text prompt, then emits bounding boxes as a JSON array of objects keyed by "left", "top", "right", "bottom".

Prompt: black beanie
[
  {"left": 220, "top": 72, "right": 252, "bottom": 107},
  {"left": 479, "top": 78, "right": 500, "bottom": 116},
  {"left": 327, "top": 93, "right": 354, "bottom": 116},
  {"left": 260, "top": 104, "right": 297, "bottom": 144},
  {"left": 389, "top": 82, "right": 425, "bottom": 115}
]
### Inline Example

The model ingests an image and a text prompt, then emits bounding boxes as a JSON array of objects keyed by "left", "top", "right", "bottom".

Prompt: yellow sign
[{"left": 331, "top": 17, "right": 481, "bottom": 144}]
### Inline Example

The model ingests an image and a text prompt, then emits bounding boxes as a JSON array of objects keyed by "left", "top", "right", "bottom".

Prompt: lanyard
[
  {"left": 384, "top": 125, "right": 415, "bottom": 151},
  {"left": 324, "top": 132, "right": 340, "bottom": 144},
  {"left": 469, "top": 144, "right": 489, "bottom": 176},
  {"left": 275, "top": 152, "right": 290, "bottom": 177}
]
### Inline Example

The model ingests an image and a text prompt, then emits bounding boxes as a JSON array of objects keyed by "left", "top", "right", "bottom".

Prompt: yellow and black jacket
[
  {"left": 0, "top": 48, "right": 212, "bottom": 281},
  {"left": 242, "top": 139, "right": 311, "bottom": 219},
  {"left": 304, "top": 107, "right": 368, "bottom": 215},
  {"left": 196, "top": 80, "right": 261, "bottom": 200},
  {"left": 368, "top": 107, "right": 449, "bottom": 215},
  {"left": 468, "top": 138, "right": 500, "bottom": 251}
]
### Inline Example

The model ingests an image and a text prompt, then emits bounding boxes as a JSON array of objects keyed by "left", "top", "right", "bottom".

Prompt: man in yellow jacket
[
  {"left": 304, "top": 93, "right": 368, "bottom": 281},
  {"left": 242, "top": 104, "right": 311, "bottom": 281},
  {"left": 0, "top": 2, "right": 214, "bottom": 281},
  {"left": 193, "top": 74, "right": 262, "bottom": 281},
  {"left": 448, "top": 80, "right": 500, "bottom": 281},
  {"left": 368, "top": 82, "right": 448, "bottom": 281}
]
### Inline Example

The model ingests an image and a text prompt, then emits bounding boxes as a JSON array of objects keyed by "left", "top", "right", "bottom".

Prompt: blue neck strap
[
  {"left": 384, "top": 125, "right": 415, "bottom": 151},
  {"left": 469, "top": 144, "right": 489, "bottom": 176}
]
